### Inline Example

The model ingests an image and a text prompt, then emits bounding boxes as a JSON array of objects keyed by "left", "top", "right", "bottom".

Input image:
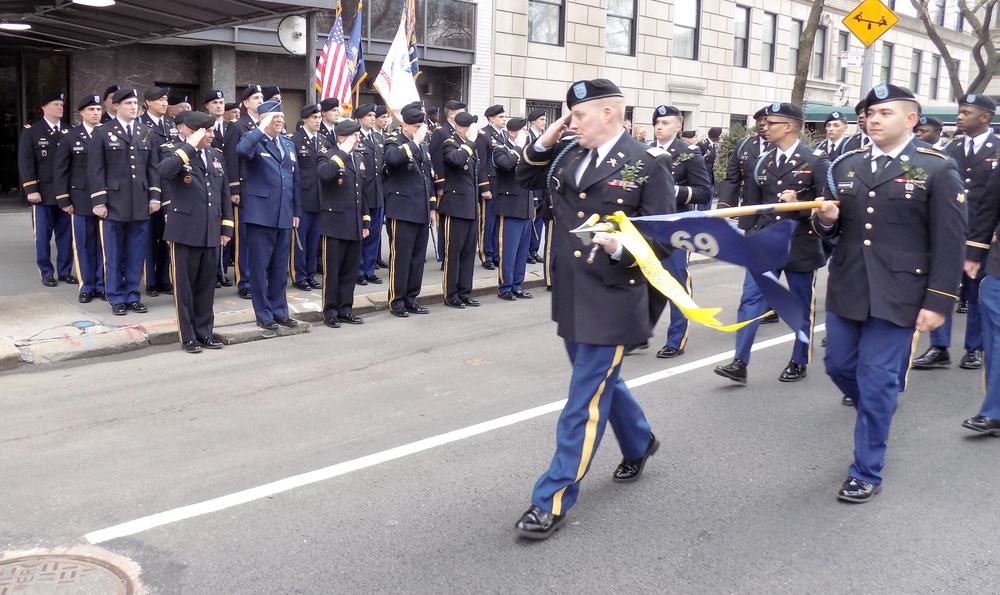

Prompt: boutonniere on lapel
[
  {"left": 896, "top": 155, "right": 928, "bottom": 189},
  {"left": 673, "top": 152, "right": 694, "bottom": 164},
  {"left": 608, "top": 160, "right": 648, "bottom": 191},
  {"left": 213, "top": 158, "right": 223, "bottom": 175},
  {"left": 140, "top": 126, "right": 153, "bottom": 144}
]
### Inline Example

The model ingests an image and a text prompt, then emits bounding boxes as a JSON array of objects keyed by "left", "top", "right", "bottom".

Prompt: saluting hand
[
  {"left": 413, "top": 123, "right": 428, "bottom": 146},
  {"left": 538, "top": 112, "right": 571, "bottom": 150},
  {"left": 187, "top": 127, "right": 207, "bottom": 148},
  {"left": 466, "top": 124, "right": 480, "bottom": 143},
  {"left": 338, "top": 134, "right": 358, "bottom": 154}
]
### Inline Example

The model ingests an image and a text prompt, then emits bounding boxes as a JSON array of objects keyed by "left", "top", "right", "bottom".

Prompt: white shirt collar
[
  {"left": 775, "top": 140, "right": 801, "bottom": 161},
  {"left": 43, "top": 117, "right": 60, "bottom": 130},
  {"left": 147, "top": 114, "right": 161, "bottom": 126},
  {"left": 967, "top": 129, "right": 992, "bottom": 153},
  {"left": 594, "top": 129, "right": 627, "bottom": 163},
  {"left": 116, "top": 116, "right": 134, "bottom": 130},
  {"left": 870, "top": 139, "right": 909, "bottom": 160},
  {"left": 83, "top": 124, "right": 94, "bottom": 135}
]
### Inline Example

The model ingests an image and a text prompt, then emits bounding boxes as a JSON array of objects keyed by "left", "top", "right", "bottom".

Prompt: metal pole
[
  {"left": 306, "top": 11, "right": 318, "bottom": 104},
  {"left": 859, "top": 43, "right": 875, "bottom": 101}
]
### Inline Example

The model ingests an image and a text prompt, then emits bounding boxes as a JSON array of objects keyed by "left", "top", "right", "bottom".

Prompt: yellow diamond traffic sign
[{"left": 843, "top": 0, "right": 899, "bottom": 47}]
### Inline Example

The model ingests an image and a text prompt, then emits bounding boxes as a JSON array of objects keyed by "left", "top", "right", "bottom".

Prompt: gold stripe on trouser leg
[
  {"left": 321, "top": 236, "right": 328, "bottom": 318},
  {"left": 441, "top": 215, "right": 451, "bottom": 298},
  {"left": 169, "top": 241, "right": 184, "bottom": 343},
  {"left": 32, "top": 205, "right": 41, "bottom": 276},
  {"left": 544, "top": 222, "right": 553, "bottom": 286},
  {"left": 902, "top": 329, "right": 921, "bottom": 397},
  {"left": 678, "top": 252, "right": 693, "bottom": 350},
  {"left": 497, "top": 216, "right": 505, "bottom": 286},
  {"left": 289, "top": 228, "right": 298, "bottom": 283},
  {"left": 233, "top": 207, "right": 242, "bottom": 285},
  {"left": 551, "top": 345, "right": 625, "bottom": 516},
  {"left": 70, "top": 216, "right": 83, "bottom": 286},
  {"left": 805, "top": 270, "right": 818, "bottom": 364},
  {"left": 99, "top": 219, "right": 109, "bottom": 292},
  {"left": 477, "top": 200, "right": 486, "bottom": 263},
  {"left": 387, "top": 219, "right": 397, "bottom": 306}
]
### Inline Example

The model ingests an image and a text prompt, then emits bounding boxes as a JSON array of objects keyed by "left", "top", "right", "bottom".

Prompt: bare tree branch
[
  {"left": 791, "top": 0, "right": 825, "bottom": 106},
  {"left": 909, "top": 0, "right": 965, "bottom": 99}
]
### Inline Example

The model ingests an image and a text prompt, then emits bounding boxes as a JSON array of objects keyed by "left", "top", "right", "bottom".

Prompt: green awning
[{"left": 803, "top": 103, "right": 1000, "bottom": 125}]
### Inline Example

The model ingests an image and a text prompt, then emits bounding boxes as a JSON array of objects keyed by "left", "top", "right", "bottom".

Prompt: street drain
[{"left": 0, "top": 555, "right": 135, "bottom": 594}]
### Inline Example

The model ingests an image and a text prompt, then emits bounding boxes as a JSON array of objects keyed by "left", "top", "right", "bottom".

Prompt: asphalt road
[{"left": 1, "top": 261, "right": 996, "bottom": 594}]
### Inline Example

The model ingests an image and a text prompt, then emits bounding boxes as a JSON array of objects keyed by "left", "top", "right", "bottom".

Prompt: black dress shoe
[
  {"left": 376, "top": 259, "right": 388, "bottom": 268},
  {"left": 624, "top": 341, "right": 648, "bottom": 356},
  {"left": 218, "top": 275, "right": 233, "bottom": 287},
  {"left": 215, "top": 279, "right": 222, "bottom": 289},
  {"left": 293, "top": 280, "right": 312, "bottom": 291},
  {"left": 656, "top": 345, "right": 684, "bottom": 359},
  {"left": 514, "top": 506, "right": 565, "bottom": 540},
  {"left": 338, "top": 313, "right": 364, "bottom": 324},
  {"left": 197, "top": 336, "right": 223, "bottom": 349},
  {"left": 530, "top": 253, "right": 543, "bottom": 263},
  {"left": 760, "top": 311, "right": 779, "bottom": 324},
  {"left": 78, "top": 292, "right": 94, "bottom": 304},
  {"left": 956, "top": 300, "right": 970, "bottom": 314},
  {"left": 42, "top": 276, "right": 57, "bottom": 287},
  {"left": 97, "top": 291, "right": 108, "bottom": 301},
  {"left": 127, "top": 301, "right": 148, "bottom": 313},
  {"left": 461, "top": 298, "right": 480, "bottom": 307},
  {"left": 912, "top": 346, "right": 951, "bottom": 369},
  {"left": 159, "top": 283, "right": 173, "bottom": 295},
  {"left": 837, "top": 477, "right": 881, "bottom": 503},
  {"left": 111, "top": 303, "right": 127, "bottom": 316},
  {"left": 512, "top": 290, "right": 532, "bottom": 299},
  {"left": 324, "top": 318, "right": 341, "bottom": 328},
  {"left": 822, "top": 337, "right": 827, "bottom": 347},
  {"left": 482, "top": 261, "right": 495, "bottom": 270},
  {"left": 365, "top": 274, "right": 382, "bottom": 284},
  {"left": 356, "top": 275, "right": 368, "bottom": 286},
  {"left": 444, "top": 299, "right": 466, "bottom": 309},
  {"left": 275, "top": 316, "right": 298, "bottom": 327},
  {"left": 59, "top": 274, "right": 78, "bottom": 285},
  {"left": 498, "top": 292, "right": 516, "bottom": 301},
  {"left": 961, "top": 415, "right": 1000, "bottom": 436},
  {"left": 960, "top": 349, "right": 984, "bottom": 370},
  {"left": 405, "top": 305, "right": 429, "bottom": 314},
  {"left": 307, "top": 278, "right": 322, "bottom": 289},
  {"left": 258, "top": 320, "right": 279, "bottom": 330},
  {"left": 613, "top": 433, "right": 660, "bottom": 483},
  {"left": 526, "top": 255, "right": 537, "bottom": 264},
  {"left": 145, "top": 286, "right": 160, "bottom": 297},
  {"left": 182, "top": 341, "right": 203, "bottom": 354},
  {"left": 237, "top": 288, "right": 252, "bottom": 299},
  {"left": 715, "top": 359, "right": 748, "bottom": 384},
  {"left": 390, "top": 308, "right": 409, "bottom": 318},
  {"left": 779, "top": 360, "right": 807, "bottom": 382}
]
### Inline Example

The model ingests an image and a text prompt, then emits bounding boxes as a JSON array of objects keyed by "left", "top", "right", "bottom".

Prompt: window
[
  {"left": 674, "top": 1, "right": 700, "bottom": 60},
  {"left": 956, "top": 9, "right": 965, "bottom": 31},
  {"left": 812, "top": 26, "right": 827, "bottom": 78},
  {"left": 837, "top": 31, "right": 849, "bottom": 83},
  {"left": 880, "top": 42, "right": 893, "bottom": 83},
  {"left": 910, "top": 49, "right": 922, "bottom": 93},
  {"left": 525, "top": 99, "right": 562, "bottom": 128},
  {"left": 789, "top": 19, "right": 803, "bottom": 74},
  {"left": 734, "top": 5, "right": 750, "bottom": 68},
  {"left": 730, "top": 114, "right": 748, "bottom": 130},
  {"left": 606, "top": 0, "right": 637, "bottom": 55},
  {"left": 762, "top": 12, "right": 777, "bottom": 72},
  {"left": 884, "top": 0, "right": 896, "bottom": 8},
  {"left": 528, "top": 0, "right": 564, "bottom": 45},
  {"left": 930, "top": 54, "right": 941, "bottom": 100},
  {"left": 933, "top": 0, "right": 946, "bottom": 26}
]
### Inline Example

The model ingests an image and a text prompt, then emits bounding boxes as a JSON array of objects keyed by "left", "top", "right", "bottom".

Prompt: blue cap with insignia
[
  {"left": 257, "top": 99, "right": 282, "bottom": 115},
  {"left": 77, "top": 94, "right": 101, "bottom": 111},
  {"left": 203, "top": 89, "right": 224, "bottom": 104},
  {"left": 565, "top": 79, "right": 623, "bottom": 109},
  {"left": 864, "top": 83, "right": 916, "bottom": 110},
  {"left": 300, "top": 103, "right": 321, "bottom": 119},
  {"left": 652, "top": 105, "right": 681, "bottom": 124},
  {"left": 960, "top": 93, "right": 996, "bottom": 114}
]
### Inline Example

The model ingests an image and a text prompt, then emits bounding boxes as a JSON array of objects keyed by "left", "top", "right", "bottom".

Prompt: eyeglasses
[{"left": 763, "top": 120, "right": 792, "bottom": 128}]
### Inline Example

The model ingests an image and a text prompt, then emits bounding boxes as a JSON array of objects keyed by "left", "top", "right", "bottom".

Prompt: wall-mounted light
[
  {"left": 0, "top": 22, "right": 31, "bottom": 30},
  {"left": 72, "top": 0, "right": 116, "bottom": 7}
]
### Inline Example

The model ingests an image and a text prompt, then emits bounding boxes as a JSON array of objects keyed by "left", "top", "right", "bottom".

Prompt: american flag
[{"left": 315, "top": 4, "right": 352, "bottom": 105}]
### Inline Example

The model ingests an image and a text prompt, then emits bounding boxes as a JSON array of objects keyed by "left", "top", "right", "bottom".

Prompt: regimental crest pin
[
  {"left": 572, "top": 82, "right": 587, "bottom": 100},
  {"left": 874, "top": 84, "right": 889, "bottom": 99}
]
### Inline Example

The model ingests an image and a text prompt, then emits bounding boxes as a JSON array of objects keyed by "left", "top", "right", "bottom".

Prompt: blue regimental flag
[{"left": 348, "top": 1, "right": 367, "bottom": 93}]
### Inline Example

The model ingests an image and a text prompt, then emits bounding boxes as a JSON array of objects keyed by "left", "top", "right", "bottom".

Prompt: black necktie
[
  {"left": 874, "top": 155, "right": 891, "bottom": 175},
  {"left": 580, "top": 149, "right": 600, "bottom": 184},
  {"left": 776, "top": 153, "right": 787, "bottom": 169},
  {"left": 967, "top": 139, "right": 975, "bottom": 158},
  {"left": 762, "top": 141, "right": 771, "bottom": 152}
]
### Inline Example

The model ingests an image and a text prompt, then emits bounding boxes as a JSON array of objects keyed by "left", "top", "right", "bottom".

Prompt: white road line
[{"left": 85, "top": 324, "right": 824, "bottom": 545}]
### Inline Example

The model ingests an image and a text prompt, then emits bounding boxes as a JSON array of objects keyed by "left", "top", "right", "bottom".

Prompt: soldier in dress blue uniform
[
  {"left": 99, "top": 85, "right": 119, "bottom": 125},
  {"left": 316, "top": 119, "right": 370, "bottom": 328},
  {"left": 158, "top": 111, "right": 234, "bottom": 353},
  {"left": 235, "top": 99, "right": 301, "bottom": 331},
  {"left": 525, "top": 109, "right": 549, "bottom": 266},
  {"left": 817, "top": 111, "right": 849, "bottom": 159},
  {"left": 139, "top": 86, "right": 177, "bottom": 297},
  {"left": 643, "top": 105, "right": 713, "bottom": 359},
  {"left": 718, "top": 106, "right": 770, "bottom": 209},
  {"left": 54, "top": 94, "right": 104, "bottom": 302},
  {"left": 354, "top": 103, "right": 386, "bottom": 285},
  {"left": 815, "top": 83, "right": 966, "bottom": 502},
  {"left": 318, "top": 98, "right": 339, "bottom": 139},
  {"left": 223, "top": 84, "right": 264, "bottom": 299},
  {"left": 841, "top": 100, "right": 872, "bottom": 153},
  {"left": 476, "top": 104, "right": 506, "bottom": 269},
  {"left": 383, "top": 102, "right": 435, "bottom": 318},
  {"left": 88, "top": 88, "right": 161, "bottom": 316},
  {"left": 912, "top": 94, "right": 997, "bottom": 372},
  {"left": 492, "top": 117, "right": 534, "bottom": 300},
  {"left": 428, "top": 100, "right": 465, "bottom": 269},
  {"left": 290, "top": 103, "right": 329, "bottom": 292},
  {"left": 512, "top": 79, "right": 674, "bottom": 540},
  {"left": 439, "top": 111, "right": 487, "bottom": 308},
  {"left": 18, "top": 91, "right": 75, "bottom": 287},
  {"left": 714, "top": 103, "right": 830, "bottom": 385}
]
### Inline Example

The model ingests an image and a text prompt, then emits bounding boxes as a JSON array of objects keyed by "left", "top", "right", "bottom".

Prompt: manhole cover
[{"left": 0, "top": 555, "right": 134, "bottom": 594}]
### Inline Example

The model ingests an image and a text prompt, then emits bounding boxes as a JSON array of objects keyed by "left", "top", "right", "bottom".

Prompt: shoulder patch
[
  {"left": 813, "top": 148, "right": 824, "bottom": 156},
  {"left": 647, "top": 146, "right": 667, "bottom": 157},
  {"left": 916, "top": 147, "right": 948, "bottom": 159}
]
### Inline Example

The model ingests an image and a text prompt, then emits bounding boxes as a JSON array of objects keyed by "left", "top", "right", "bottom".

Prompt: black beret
[
  {"left": 825, "top": 110, "right": 847, "bottom": 123},
  {"left": 455, "top": 112, "right": 478, "bottom": 126},
  {"left": 168, "top": 93, "right": 188, "bottom": 106},
  {"left": 765, "top": 102, "right": 804, "bottom": 121},
  {"left": 752, "top": 106, "right": 768, "bottom": 120},
  {"left": 527, "top": 109, "right": 546, "bottom": 122},
  {"left": 960, "top": 93, "right": 996, "bottom": 114},
  {"left": 854, "top": 100, "right": 866, "bottom": 115},
  {"left": 864, "top": 83, "right": 917, "bottom": 110},
  {"left": 708, "top": 126, "right": 722, "bottom": 138},
  {"left": 681, "top": 130, "right": 697, "bottom": 139},
  {"left": 181, "top": 111, "right": 215, "bottom": 130},
  {"left": 224, "top": 102, "right": 238, "bottom": 111},
  {"left": 444, "top": 100, "right": 467, "bottom": 110},
  {"left": 566, "top": 79, "right": 623, "bottom": 108},
  {"left": 40, "top": 91, "right": 65, "bottom": 106},
  {"left": 240, "top": 85, "right": 262, "bottom": 102},
  {"left": 173, "top": 110, "right": 190, "bottom": 126},
  {"left": 354, "top": 103, "right": 376, "bottom": 117},
  {"left": 203, "top": 89, "right": 224, "bottom": 104},
  {"left": 262, "top": 86, "right": 281, "bottom": 101},
  {"left": 257, "top": 100, "right": 282, "bottom": 115},
  {"left": 102, "top": 84, "right": 120, "bottom": 100},
  {"left": 400, "top": 101, "right": 425, "bottom": 125},
  {"left": 320, "top": 97, "right": 340, "bottom": 111},
  {"left": 300, "top": 103, "right": 321, "bottom": 119},
  {"left": 374, "top": 105, "right": 388, "bottom": 117},
  {"left": 143, "top": 87, "right": 170, "bottom": 102},
  {"left": 77, "top": 94, "right": 101, "bottom": 111},
  {"left": 506, "top": 117, "right": 527, "bottom": 131},
  {"left": 426, "top": 106, "right": 440, "bottom": 115},
  {"left": 334, "top": 119, "right": 362, "bottom": 136},
  {"left": 917, "top": 115, "right": 944, "bottom": 129},
  {"left": 112, "top": 88, "right": 137, "bottom": 103},
  {"left": 484, "top": 104, "right": 505, "bottom": 117},
  {"left": 652, "top": 105, "right": 681, "bottom": 123}
]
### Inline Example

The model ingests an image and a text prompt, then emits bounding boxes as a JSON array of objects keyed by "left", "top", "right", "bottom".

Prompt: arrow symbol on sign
[{"left": 854, "top": 13, "right": 888, "bottom": 29}]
